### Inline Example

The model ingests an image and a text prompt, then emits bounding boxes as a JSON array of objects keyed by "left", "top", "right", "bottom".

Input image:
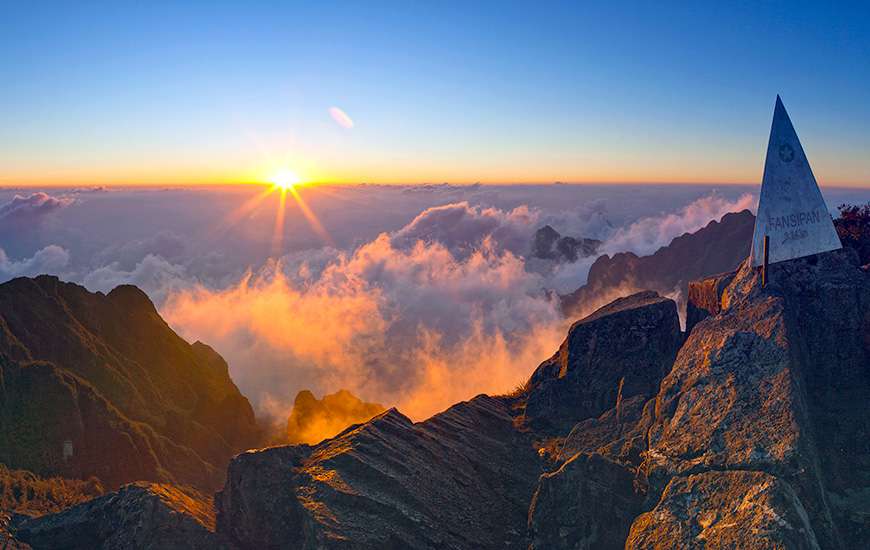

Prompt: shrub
[{"left": 834, "top": 203, "right": 870, "bottom": 265}]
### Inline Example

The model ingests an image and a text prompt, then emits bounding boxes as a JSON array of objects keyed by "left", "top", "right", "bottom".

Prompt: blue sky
[{"left": 1, "top": 1, "right": 869, "bottom": 185}]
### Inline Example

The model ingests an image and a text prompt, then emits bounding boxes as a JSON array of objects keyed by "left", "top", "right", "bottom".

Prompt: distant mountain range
[{"left": 561, "top": 209, "right": 755, "bottom": 318}]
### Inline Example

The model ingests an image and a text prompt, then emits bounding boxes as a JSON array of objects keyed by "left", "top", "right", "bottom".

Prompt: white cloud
[{"left": 0, "top": 245, "right": 71, "bottom": 280}]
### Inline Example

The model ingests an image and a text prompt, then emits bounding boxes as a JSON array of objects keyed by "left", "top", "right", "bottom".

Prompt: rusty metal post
[{"left": 762, "top": 235, "right": 769, "bottom": 287}]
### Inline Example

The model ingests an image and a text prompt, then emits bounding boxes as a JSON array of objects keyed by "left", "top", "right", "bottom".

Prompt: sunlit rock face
[
  {"left": 684, "top": 270, "right": 737, "bottom": 334},
  {"left": 523, "top": 291, "right": 682, "bottom": 435},
  {"left": 639, "top": 248, "right": 870, "bottom": 548},
  {"left": 285, "top": 389, "right": 385, "bottom": 445},
  {"left": 626, "top": 471, "right": 820, "bottom": 549},
  {"left": 216, "top": 396, "right": 542, "bottom": 549},
  {"left": 0, "top": 275, "right": 260, "bottom": 490}
]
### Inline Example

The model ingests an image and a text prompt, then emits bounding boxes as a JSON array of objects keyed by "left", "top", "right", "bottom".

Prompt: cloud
[
  {"left": 0, "top": 192, "right": 74, "bottom": 223},
  {"left": 0, "top": 185, "right": 760, "bottom": 431},
  {"left": 391, "top": 201, "right": 538, "bottom": 257},
  {"left": 285, "top": 389, "right": 386, "bottom": 445},
  {"left": 0, "top": 245, "right": 71, "bottom": 280},
  {"left": 93, "top": 231, "right": 187, "bottom": 270},
  {"left": 163, "top": 229, "right": 566, "bottom": 423},
  {"left": 161, "top": 192, "right": 756, "bottom": 424},
  {"left": 83, "top": 254, "right": 190, "bottom": 303},
  {"left": 329, "top": 106, "right": 354, "bottom": 129}
]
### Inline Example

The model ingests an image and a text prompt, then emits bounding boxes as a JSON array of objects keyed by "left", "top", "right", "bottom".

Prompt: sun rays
[{"left": 210, "top": 172, "right": 333, "bottom": 255}]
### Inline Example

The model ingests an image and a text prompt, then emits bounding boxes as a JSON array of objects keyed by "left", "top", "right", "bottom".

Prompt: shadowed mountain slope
[{"left": 0, "top": 275, "right": 260, "bottom": 490}]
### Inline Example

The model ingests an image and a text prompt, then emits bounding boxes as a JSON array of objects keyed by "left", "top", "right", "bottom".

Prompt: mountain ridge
[{"left": 0, "top": 275, "right": 260, "bottom": 491}]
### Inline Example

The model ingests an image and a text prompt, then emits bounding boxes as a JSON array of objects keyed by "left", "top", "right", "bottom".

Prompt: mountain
[
  {"left": 531, "top": 225, "right": 601, "bottom": 263},
  {"left": 561, "top": 209, "right": 755, "bottom": 318},
  {"left": 0, "top": 275, "right": 260, "bottom": 490},
  {"left": 7, "top": 248, "right": 870, "bottom": 548},
  {"left": 285, "top": 389, "right": 385, "bottom": 445}
]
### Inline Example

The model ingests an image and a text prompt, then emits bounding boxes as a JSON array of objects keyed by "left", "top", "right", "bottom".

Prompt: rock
[
  {"left": 556, "top": 394, "right": 654, "bottom": 467},
  {"left": 528, "top": 452, "right": 643, "bottom": 550},
  {"left": 216, "top": 395, "right": 541, "bottom": 549},
  {"left": 626, "top": 471, "right": 820, "bottom": 549},
  {"left": 523, "top": 291, "right": 681, "bottom": 435},
  {"left": 685, "top": 270, "right": 737, "bottom": 334},
  {"left": 640, "top": 249, "right": 870, "bottom": 548},
  {"left": 562, "top": 210, "right": 754, "bottom": 317},
  {"left": 286, "top": 389, "right": 385, "bottom": 444},
  {"left": 0, "top": 276, "right": 260, "bottom": 490},
  {"left": 14, "top": 483, "right": 234, "bottom": 549}
]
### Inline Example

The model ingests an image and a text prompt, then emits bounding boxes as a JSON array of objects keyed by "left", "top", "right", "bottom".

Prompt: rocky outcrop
[
  {"left": 216, "top": 395, "right": 541, "bottom": 549},
  {"left": 685, "top": 270, "right": 736, "bottom": 334},
  {"left": 523, "top": 291, "right": 681, "bottom": 435},
  {"left": 637, "top": 249, "right": 870, "bottom": 548},
  {"left": 562, "top": 210, "right": 754, "bottom": 317},
  {"left": 14, "top": 483, "right": 232, "bottom": 549},
  {"left": 286, "top": 389, "right": 385, "bottom": 444},
  {"left": 0, "top": 276, "right": 260, "bottom": 490}
]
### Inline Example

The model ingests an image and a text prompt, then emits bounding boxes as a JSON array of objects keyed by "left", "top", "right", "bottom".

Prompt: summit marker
[{"left": 750, "top": 96, "right": 841, "bottom": 267}]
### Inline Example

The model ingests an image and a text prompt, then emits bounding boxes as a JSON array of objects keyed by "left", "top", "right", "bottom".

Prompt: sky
[{"left": 2, "top": 2, "right": 869, "bottom": 187}]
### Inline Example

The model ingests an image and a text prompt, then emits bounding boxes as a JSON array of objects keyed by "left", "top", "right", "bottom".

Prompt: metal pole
[{"left": 762, "top": 235, "right": 769, "bottom": 287}]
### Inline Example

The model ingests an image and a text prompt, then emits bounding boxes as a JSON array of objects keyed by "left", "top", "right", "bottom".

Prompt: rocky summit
[{"left": 4, "top": 248, "right": 870, "bottom": 548}]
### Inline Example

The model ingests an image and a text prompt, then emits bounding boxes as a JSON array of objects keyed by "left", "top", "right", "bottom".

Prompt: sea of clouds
[{"left": 3, "top": 183, "right": 868, "bottom": 422}]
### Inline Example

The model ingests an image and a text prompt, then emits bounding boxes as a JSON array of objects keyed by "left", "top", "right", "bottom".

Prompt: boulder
[{"left": 524, "top": 291, "right": 681, "bottom": 435}]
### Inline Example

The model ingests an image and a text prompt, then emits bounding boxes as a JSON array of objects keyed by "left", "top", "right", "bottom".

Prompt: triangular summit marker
[{"left": 750, "top": 96, "right": 841, "bottom": 267}]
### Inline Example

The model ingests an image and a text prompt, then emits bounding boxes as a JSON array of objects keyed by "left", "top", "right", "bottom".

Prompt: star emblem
[{"left": 778, "top": 143, "right": 795, "bottom": 163}]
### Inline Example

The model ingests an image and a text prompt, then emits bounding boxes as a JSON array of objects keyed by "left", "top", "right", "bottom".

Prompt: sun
[{"left": 271, "top": 169, "right": 301, "bottom": 190}]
